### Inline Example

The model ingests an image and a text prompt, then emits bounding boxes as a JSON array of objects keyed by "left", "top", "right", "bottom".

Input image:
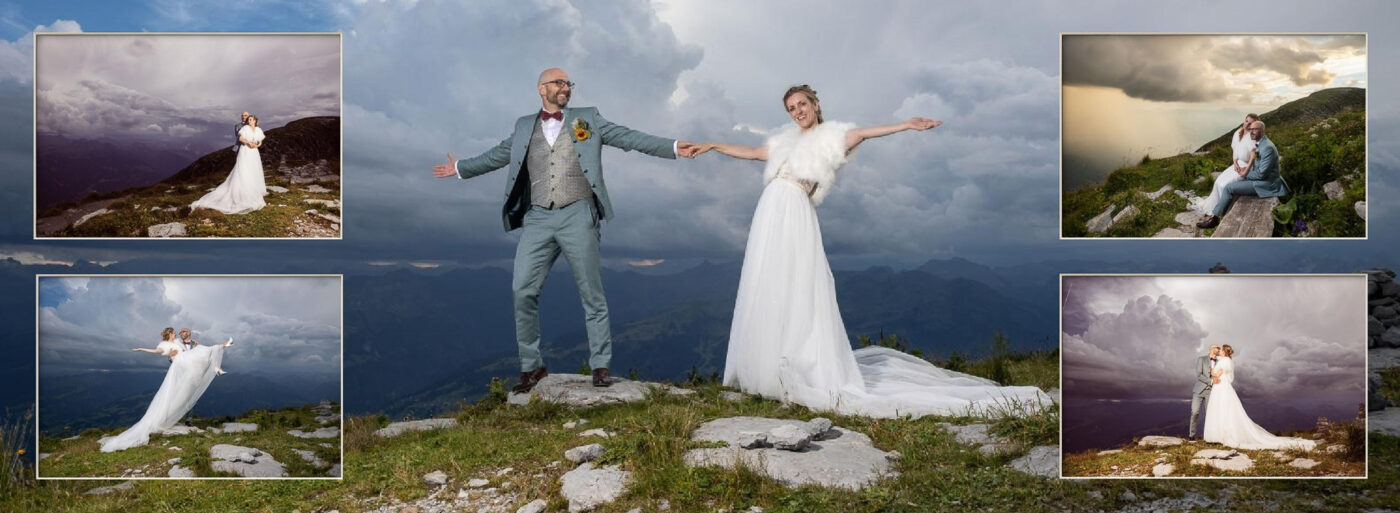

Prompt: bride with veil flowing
[
  {"left": 100, "top": 327, "right": 234, "bottom": 452},
  {"left": 690, "top": 85, "right": 1049, "bottom": 418}
]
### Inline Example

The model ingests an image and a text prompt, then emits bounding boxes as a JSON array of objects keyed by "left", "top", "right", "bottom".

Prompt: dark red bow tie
[{"left": 540, "top": 111, "right": 563, "bottom": 121}]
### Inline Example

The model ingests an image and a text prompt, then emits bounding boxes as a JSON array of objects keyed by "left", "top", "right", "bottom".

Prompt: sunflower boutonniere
[{"left": 572, "top": 118, "right": 592, "bottom": 142}]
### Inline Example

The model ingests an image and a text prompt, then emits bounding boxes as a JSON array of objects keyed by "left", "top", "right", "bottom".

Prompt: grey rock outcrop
[
  {"left": 1189, "top": 449, "right": 1253, "bottom": 472},
  {"left": 1008, "top": 445, "right": 1059, "bottom": 478},
  {"left": 559, "top": 462, "right": 631, "bottom": 512},
  {"left": 147, "top": 222, "right": 187, "bottom": 237},
  {"left": 508, "top": 374, "right": 651, "bottom": 406},
  {"left": 564, "top": 443, "right": 605, "bottom": 463},
  {"left": 209, "top": 444, "right": 287, "bottom": 477},
  {"left": 1138, "top": 435, "right": 1184, "bottom": 447},
  {"left": 374, "top": 418, "right": 458, "bottom": 437},
  {"left": 288, "top": 427, "right": 339, "bottom": 439},
  {"left": 84, "top": 480, "right": 135, "bottom": 495},
  {"left": 1087, "top": 205, "right": 1115, "bottom": 233},
  {"left": 682, "top": 416, "right": 895, "bottom": 490},
  {"left": 220, "top": 422, "right": 258, "bottom": 433}
]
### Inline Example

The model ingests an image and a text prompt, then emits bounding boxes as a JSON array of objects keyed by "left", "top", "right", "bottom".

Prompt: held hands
[
  {"left": 678, "top": 143, "right": 712, "bottom": 159},
  {"left": 907, "top": 117, "right": 941, "bottom": 131},
  {"left": 432, "top": 153, "right": 458, "bottom": 178},
  {"left": 1212, "top": 377, "right": 1220, "bottom": 384}
]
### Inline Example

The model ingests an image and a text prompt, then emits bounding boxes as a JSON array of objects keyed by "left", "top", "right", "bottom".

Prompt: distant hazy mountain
[{"left": 35, "top": 135, "right": 201, "bottom": 211}]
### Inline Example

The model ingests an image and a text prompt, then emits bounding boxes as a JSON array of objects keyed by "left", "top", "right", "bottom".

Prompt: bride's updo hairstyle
[
  {"left": 1222, "top": 344, "right": 1235, "bottom": 357},
  {"left": 247, "top": 114, "right": 259, "bottom": 127},
  {"left": 161, "top": 327, "right": 175, "bottom": 340},
  {"left": 782, "top": 84, "right": 824, "bottom": 124}
]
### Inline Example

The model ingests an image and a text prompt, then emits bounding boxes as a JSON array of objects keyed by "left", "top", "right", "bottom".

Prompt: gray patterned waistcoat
[{"left": 526, "top": 120, "right": 593, "bottom": 209}]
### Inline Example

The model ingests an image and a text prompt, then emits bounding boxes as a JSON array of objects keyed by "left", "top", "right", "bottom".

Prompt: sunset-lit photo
[{"left": 1061, "top": 34, "right": 1366, "bottom": 239}]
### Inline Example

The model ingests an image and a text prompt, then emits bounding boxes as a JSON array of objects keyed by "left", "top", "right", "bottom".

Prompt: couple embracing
[
  {"left": 1189, "top": 343, "right": 1315, "bottom": 450},
  {"left": 431, "top": 68, "right": 1047, "bottom": 418}
]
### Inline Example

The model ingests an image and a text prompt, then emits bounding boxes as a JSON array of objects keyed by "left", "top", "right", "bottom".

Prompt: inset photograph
[
  {"left": 1061, "top": 34, "right": 1366, "bottom": 239},
  {"left": 36, "top": 275, "right": 343, "bottom": 479},
  {"left": 34, "top": 33, "right": 342, "bottom": 239},
  {"left": 1060, "top": 274, "right": 1366, "bottom": 478}
]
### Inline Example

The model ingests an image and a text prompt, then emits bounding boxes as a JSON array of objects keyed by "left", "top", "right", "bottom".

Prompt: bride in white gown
[
  {"left": 1192, "top": 113, "right": 1258, "bottom": 215},
  {"left": 1202, "top": 345, "right": 1315, "bottom": 451},
  {"left": 690, "top": 85, "right": 1049, "bottom": 418},
  {"left": 100, "top": 327, "right": 234, "bottom": 452},
  {"left": 192, "top": 114, "right": 266, "bottom": 214}
]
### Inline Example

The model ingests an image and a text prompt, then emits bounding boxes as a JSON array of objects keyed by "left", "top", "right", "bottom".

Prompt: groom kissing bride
[{"left": 1188, "top": 343, "right": 1315, "bottom": 451}]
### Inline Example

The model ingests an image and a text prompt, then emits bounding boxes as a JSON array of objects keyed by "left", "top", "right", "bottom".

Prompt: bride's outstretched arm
[
  {"left": 690, "top": 143, "right": 767, "bottom": 161},
  {"left": 131, "top": 347, "right": 169, "bottom": 356},
  {"left": 844, "top": 117, "right": 940, "bottom": 151}
]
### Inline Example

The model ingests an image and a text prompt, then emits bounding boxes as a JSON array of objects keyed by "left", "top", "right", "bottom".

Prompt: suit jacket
[
  {"left": 456, "top": 107, "right": 676, "bottom": 231},
  {"left": 1193, "top": 355, "right": 1214, "bottom": 395},
  {"left": 232, "top": 122, "right": 247, "bottom": 152},
  {"left": 1245, "top": 136, "right": 1288, "bottom": 198}
]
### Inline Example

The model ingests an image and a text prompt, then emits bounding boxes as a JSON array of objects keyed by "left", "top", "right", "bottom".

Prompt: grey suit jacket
[
  {"left": 1245, "top": 136, "right": 1288, "bottom": 198},
  {"left": 1193, "top": 355, "right": 1214, "bottom": 395},
  {"left": 456, "top": 107, "right": 676, "bottom": 231}
]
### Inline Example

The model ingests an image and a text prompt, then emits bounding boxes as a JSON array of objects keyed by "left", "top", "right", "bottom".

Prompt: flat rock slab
[
  {"left": 560, "top": 462, "right": 631, "bottom": 513},
  {"left": 209, "top": 444, "right": 287, "bottom": 477},
  {"left": 1153, "top": 227, "right": 1193, "bottom": 238},
  {"left": 288, "top": 427, "right": 339, "bottom": 439},
  {"left": 147, "top": 222, "right": 187, "bottom": 238},
  {"left": 292, "top": 449, "right": 328, "bottom": 467},
  {"left": 508, "top": 374, "right": 652, "bottom": 407},
  {"left": 939, "top": 423, "right": 997, "bottom": 445},
  {"left": 1152, "top": 463, "right": 1174, "bottom": 477},
  {"left": 1008, "top": 445, "right": 1059, "bottom": 478},
  {"left": 304, "top": 184, "right": 333, "bottom": 193},
  {"left": 1289, "top": 458, "right": 1320, "bottom": 469},
  {"left": 220, "top": 422, "right": 258, "bottom": 432},
  {"left": 1087, "top": 205, "right": 1115, "bottom": 233},
  {"left": 682, "top": 416, "right": 895, "bottom": 491},
  {"left": 1190, "top": 449, "right": 1253, "bottom": 472},
  {"left": 1175, "top": 211, "right": 1202, "bottom": 225},
  {"left": 266, "top": 185, "right": 290, "bottom": 194},
  {"left": 1138, "top": 436, "right": 1184, "bottom": 447},
  {"left": 1369, "top": 406, "right": 1400, "bottom": 437},
  {"left": 84, "top": 481, "right": 135, "bottom": 495},
  {"left": 374, "top": 418, "right": 458, "bottom": 438},
  {"left": 1212, "top": 196, "right": 1279, "bottom": 238}
]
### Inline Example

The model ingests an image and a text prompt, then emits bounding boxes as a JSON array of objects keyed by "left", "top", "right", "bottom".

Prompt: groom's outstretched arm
[
  {"left": 433, "top": 137, "right": 512, "bottom": 179},
  {"left": 592, "top": 110, "right": 678, "bottom": 159}
]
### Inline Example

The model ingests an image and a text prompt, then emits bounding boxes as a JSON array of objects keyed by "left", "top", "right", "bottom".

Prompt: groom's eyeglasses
[{"left": 542, "top": 79, "right": 575, "bottom": 89}]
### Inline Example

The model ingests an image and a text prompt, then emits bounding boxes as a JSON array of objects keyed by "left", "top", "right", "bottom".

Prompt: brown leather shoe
[
  {"left": 1196, "top": 215, "right": 1220, "bottom": 229},
  {"left": 591, "top": 367, "right": 613, "bottom": 388},
  {"left": 511, "top": 366, "right": 548, "bottom": 394}
]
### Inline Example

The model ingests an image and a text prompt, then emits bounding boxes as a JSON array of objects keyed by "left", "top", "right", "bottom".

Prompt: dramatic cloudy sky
[
  {"left": 35, "top": 33, "right": 339, "bottom": 149},
  {"left": 38, "top": 276, "right": 342, "bottom": 379},
  {"left": 1061, "top": 275, "right": 1366, "bottom": 402},
  {"left": 1063, "top": 34, "right": 1368, "bottom": 190},
  {"left": 0, "top": 1, "right": 1397, "bottom": 271}
]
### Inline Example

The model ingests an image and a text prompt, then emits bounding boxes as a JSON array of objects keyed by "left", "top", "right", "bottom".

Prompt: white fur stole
[{"left": 762, "top": 121, "right": 855, "bottom": 205}]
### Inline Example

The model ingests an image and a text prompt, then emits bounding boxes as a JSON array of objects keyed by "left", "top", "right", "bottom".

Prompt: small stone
[
  {"left": 496, "top": 467, "right": 514, "bottom": 476},
  {"left": 1355, "top": 201, "right": 1366, "bottom": 220},
  {"left": 1323, "top": 181, "right": 1344, "bottom": 201},
  {"left": 1121, "top": 491, "right": 1138, "bottom": 502},
  {"left": 1138, "top": 436, "right": 1184, "bottom": 447},
  {"left": 1097, "top": 449, "right": 1122, "bottom": 456},
  {"left": 579, "top": 428, "right": 611, "bottom": 439},
  {"left": 804, "top": 417, "right": 834, "bottom": 439},
  {"left": 658, "top": 499, "right": 671, "bottom": 511},
  {"left": 565, "top": 443, "right": 606, "bottom": 463},
  {"left": 467, "top": 478, "right": 489, "bottom": 488},
  {"left": 720, "top": 391, "right": 745, "bottom": 402},
  {"left": 168, "top": 466, "right": 195, "bottom": 478},
  {"left": 1152, "top": 463, "right": 1174, "bottom": 477},
  {"left": 423, "top": 470, "right": 449, "bottom": 486},
  {"left": 768, "top": 424, "right": 812, "bottom": 451},
  {"left": 736, "top": 432, "right": 768, "bottom": 449},
  {"left": 516, "top": 499, "right": 547, "bottom": 513},
  {"left": 167, "top": 458, "right": 182, "bottom": 465},
  {"left": 885, "top": 450, "right": 902, "bottom": 462},
  {"left": 147, "top": 222, "right": 187, "bottom": 238},
  {"left": 1289, "top": 458, "right": 1320, "bottom": 469}
]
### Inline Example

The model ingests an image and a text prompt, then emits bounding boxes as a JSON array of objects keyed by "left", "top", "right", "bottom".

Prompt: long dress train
[
  {"left": 723, "top": 122, "right": 1049, "bottom": 419},
  {"left": 100, "top": 341, "right": 227, "bottom": 452},
  {"left": 1202, "top": 356, "right": 1315, "bottom": 451}
]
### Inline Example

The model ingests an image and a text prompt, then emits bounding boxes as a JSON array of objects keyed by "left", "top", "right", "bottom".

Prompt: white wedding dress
[
  {"left": 100, "top": 339, "right": 227, "bottom": 452},
  {"left": 1202, "top": 356, "right": 1315, "bottom": 451},
  {"left": 1192, "top": 129, "right": 1256, "bottom": 214},
  {"left": 192, "top": 125, "right": 266, "bottom": 214},
  {"left": 722, "top": 122, "right": 1049, "bottom": 419}
]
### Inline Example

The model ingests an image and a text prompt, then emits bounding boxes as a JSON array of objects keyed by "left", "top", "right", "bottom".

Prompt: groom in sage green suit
[
  {"left": 433, "top": 68, "right": 694, "bottom": 391},
  {"left": 1198, "top": 120, "right": 1289, "bottom": 229}
]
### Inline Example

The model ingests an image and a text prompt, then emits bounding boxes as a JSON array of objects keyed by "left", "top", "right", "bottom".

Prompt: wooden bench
[{"left": 1211, "top": 196, "right": 1279, "bottom": 238}]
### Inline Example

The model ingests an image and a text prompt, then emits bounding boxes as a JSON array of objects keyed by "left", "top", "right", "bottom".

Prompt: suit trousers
[
  {"left": 512, "top": 200, "right": 611, "bottom": 372},
  {"left": 1189, "top": 385, "right": 1211, "bottom": 437},
  {"left": 1213, "top": 180, "right": 1264, "bottom": 217}
]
